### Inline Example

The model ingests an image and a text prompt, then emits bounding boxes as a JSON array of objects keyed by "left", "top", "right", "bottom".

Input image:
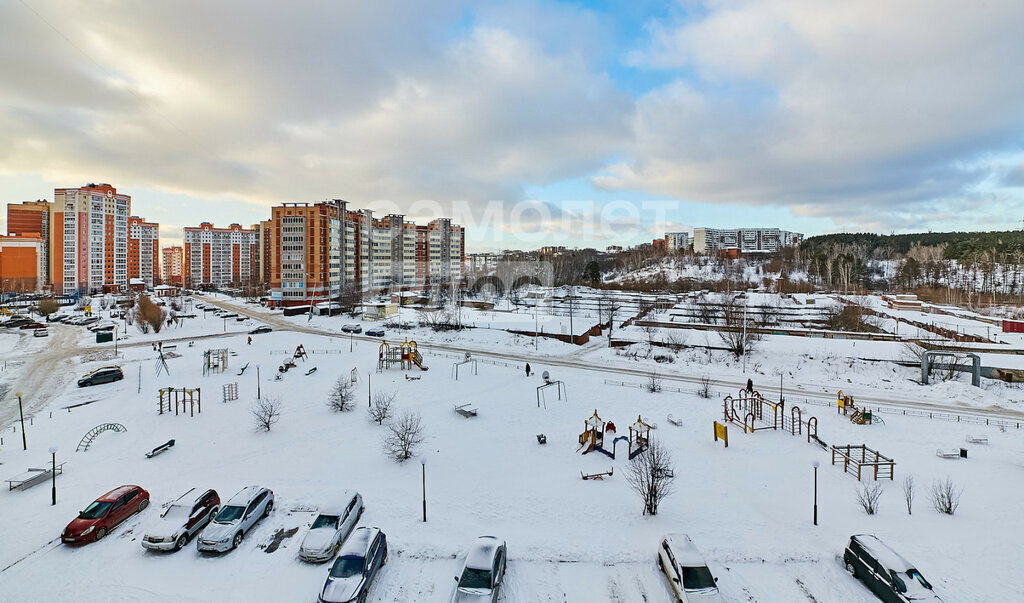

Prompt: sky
[{"left": 2, "top": 0, "right": 1023, "bottom": 251}]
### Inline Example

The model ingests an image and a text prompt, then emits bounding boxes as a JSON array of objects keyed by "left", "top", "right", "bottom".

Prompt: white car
[
  {"left": 451, "top": 536, "right": 507, "bottom": 603},
  {"left": 300, "top": 491, "right": 364, "bottom": 563},
  {"left": 142, "top": 489, "right": 220, "bottom": 551},
  {"left": 658, "top": 533, "right": 724, "bottom": 602},
  {"left": 197, "top": 486, "right": 274, "bottom": 553}
]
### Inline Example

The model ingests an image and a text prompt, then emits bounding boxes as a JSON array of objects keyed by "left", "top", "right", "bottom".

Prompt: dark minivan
[
  {"left": 78, "top": 366, "right": 124, "bottom": 387},
  {"left": 844, "top": 534, "right": 942, "bottom": 602}
]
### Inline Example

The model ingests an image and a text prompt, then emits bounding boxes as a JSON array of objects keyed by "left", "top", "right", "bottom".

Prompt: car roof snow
[
  {"left": 338, "top": 526, "right": 379, "bottom": 558},
  {"left": 465, "top": 536, "right": 502, "bottom": 570},
  {"left": 662, "top": 533, "right": 711, "bottom": 567},
  {"left": 317, "top": 490, "right": 358, "bottom": 517},
  {"left": 851, "top": 534, "right": 917, "bottom": 572},
  {"left": 226, "top": 485, "right": 265, "bottom": 505}
]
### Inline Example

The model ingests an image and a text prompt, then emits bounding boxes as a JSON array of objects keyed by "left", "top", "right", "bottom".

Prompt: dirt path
[{"left": 0, "top": 325, "right": 83, "bottom": 430}]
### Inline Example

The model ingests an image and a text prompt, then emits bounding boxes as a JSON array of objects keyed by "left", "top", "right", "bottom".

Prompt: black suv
[
  {"left": 78, "top": 366, "right": 125, "bottom": 387},
  {"left": 844, "top": 534, "right": 942, "bottom": 602}
]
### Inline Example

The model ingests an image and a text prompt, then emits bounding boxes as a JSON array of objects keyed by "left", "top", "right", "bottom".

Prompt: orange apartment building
[
  {"left": 51, "top": 183, "right": 131, "bottom": 294},
  {"left": 0, "top": 234, "right": 45, "bottom": 293},
  {"left": 271, "top": 202, "right": 344, "bottom": 303},
  {"left": 128, "top": 216, "right": 160, "bottom": 287},
  {"left": 161, "top": 245, "right": 183, "bottom": 285},
  {"left": 7, "top": 200, "right": 52, "bottom": 289},
  {"left": 182, "top": 222, "right": 257, "bottom": 288}
]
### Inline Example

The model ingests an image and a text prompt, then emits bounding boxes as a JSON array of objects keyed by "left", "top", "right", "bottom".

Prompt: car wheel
[
  {"left": 264, "top": 500, "right": 273, "bottom": 517},
  {"left": 845, "top": 562, "right": 857, "bottom": 578},
  {"left": 175, "top": 534, "right": 188, "bottom": 551},
  {"left": 139, "top": 499, "right": 149, "bottom": 512},
  {"left": 232, "top": 532, "right": 243, "bottom": 549},
  {"left": 95, "top": 527, "right": 107, "bottom": 541}
]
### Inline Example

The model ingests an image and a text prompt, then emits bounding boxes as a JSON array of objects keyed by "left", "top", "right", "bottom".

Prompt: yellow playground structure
[
  {"left": 837, "top": 390, "right": 883, "bottom": 425},
  {"left": 378, "top": 338, "right": 429, "bottom": 372},
  {"left": 577, "top": 410, "right": 651, "bottom": 460}
]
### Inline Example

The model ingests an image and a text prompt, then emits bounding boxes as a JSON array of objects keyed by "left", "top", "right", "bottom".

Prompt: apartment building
[
  {"left": 161, "top": 245, "right": 183, "bottom": 285},
  {"left": 665, "top": 232, "right": 689, "bottom": 252},
  {"left": 692, "top": 227, "right": 803, "bottom": 254},
  {"left": 267, "top": 201, "right": 464, "bottom": 305},
  {"left": 128, "top": 216, "right": 160, "bottom": 287},
  {"left": 7, "top": 200, "right": 52, "bottom": 288},
  {"left": 182, "top": 222, "right": 257, "bottom": 288},
  {"left": 52, "top": 183, "right": 131, "bottom": 294},
  {"left": 255, "top": 219, "right": 272, "bottom": 286},
  {"left": 0, "top": 234, "right": 45, "bottom": 293}
]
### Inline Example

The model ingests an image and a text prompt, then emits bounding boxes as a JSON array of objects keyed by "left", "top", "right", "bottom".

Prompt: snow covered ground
[{"left": 2, "top": 297, "right": 1023, "bottom": 602}]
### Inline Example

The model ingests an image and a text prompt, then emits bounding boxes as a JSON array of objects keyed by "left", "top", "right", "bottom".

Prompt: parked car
[
  {"left": 34, "top": 328, "right": 48, "bottom": 338},
  {"left": 142, "top": 489, "right": 221, "bottom": 552},
  {"left": 19, "top": 322, "right": 45, "bottom": 330},
  {"left": 88, "top": 322, "right": 116, "bottom": 332},
  {"left": 62, "top": 485, "right": 150, "bottom": 545},
  {"left": 300, "top": 491, "right": 364, "bottom": 563},
  {"left": 81, "top": 316, "right": 100, "bottom": 325},
  {"left": 77, "top": 366, "right": 124, "bottom": 387},
  {"left": 1, "top": 317, "right": 32, "bottom": 328},
  {"left": 366, "top": 328, "right": 385, "bottom": 337},
  {"left": 451, "top": 536, "right": 507, "bottom": 603},
  {"left": 197, "top": 486, "right": 274, "bottom": 553},
  {"left": 318, "top": 527, "right": 388, "bottom": 603},
  {"left": 844, "top": 534, "right": 942, "bottom": 602},
  {"left": 47, "top": 313, "right": 68, "bottom": 323},
  {"left": 658, "top": 533, "right": 723, "bottom": 602},
  {"left": 248, "top": 325, "right": 273, "bottom": 335},
  {"left": 341, "top": 324, "right": 362, "bottom": 333},
  {"left": 221, "top": 312, "right": 238, "bottom": 319}
]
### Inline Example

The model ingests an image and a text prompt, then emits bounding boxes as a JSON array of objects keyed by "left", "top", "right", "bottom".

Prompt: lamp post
[
  {"left": 114, "top": 324, "right": 119, "bottom": 357},
  {"left": 16, "top": 391, "right": 27, "bottom": 450},
  {"left": 812, "top": 460, "right": 819, "bottom": 526},
  {"left": 49, "top": 446, "right": 58, "bottom": 505},
  {"left": 421, "top": 458, "right": 427, "bottom": 522},
  {"left": 256, "top": 364, "right": 261, "bottom": 399}
]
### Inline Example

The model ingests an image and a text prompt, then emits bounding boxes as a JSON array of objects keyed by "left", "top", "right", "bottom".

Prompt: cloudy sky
[{"left": 2, "top": 0, "right": 1023, "bottom": 250}]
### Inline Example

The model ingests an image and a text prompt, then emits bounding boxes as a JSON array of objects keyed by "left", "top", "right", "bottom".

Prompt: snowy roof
[
  {"left": 662, "top": 533, "right": 710, "bottom": 567},
  {"left": 852, "top": 534, "right": 916, "bottom": 571},
  {"left": 465, "top": 536, "right": 502, "bottom": 570},
  {"left": 319, "top": 490, "right": 358, "bottom": 516},
  {"left": 338, "top": 526, "right": 378, "bottom": 558},
  {"left": 225, "top": 485, "right": 265, "bottom": 506},
  {"left": 129, "top": 278, "right": 145, "bottom": 285}
]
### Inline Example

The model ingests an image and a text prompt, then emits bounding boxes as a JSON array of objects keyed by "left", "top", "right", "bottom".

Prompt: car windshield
[
  {"left": 79, "top": 501, "right": 112, "bottom": 519},
  {"left": 311, "top": 514, "right": 339, "bottom": 530},
  {"left": 904, "top": 570, "right": 933, "bottom": 592},
  {"left": 214, "top": 505, "right": 245, "bottom": 523},
  {"left": 330, "top": 556, "right": 365, "bottom": 578},
  {"left": 681, "top": 565, "right": 717, "bottom": 590},
  {"left": 163, "top": 504, "right": 190, "bottom": 519},
  {"left": 459, "top": 567, "right": 492, "bottom": 590}
]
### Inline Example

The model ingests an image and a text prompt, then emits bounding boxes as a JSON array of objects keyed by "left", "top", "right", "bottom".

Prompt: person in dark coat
[
  {"left": 525, "top": 362, "right": 531, "bottom": 377},
  {"left": 746, "top": 378, "right": 753, "bottom": 393}
]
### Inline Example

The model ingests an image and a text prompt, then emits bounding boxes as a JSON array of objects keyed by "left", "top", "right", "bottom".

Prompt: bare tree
[
  {"left": 37, "top": 298, "right": 60, "bottom": 317},
  {"left": 855, "top": 482, "right": 884, "bottom": 515},
  {"left": 624, "top": 439, "right": 675, "bottom": 516},
  {"left": 251, "top": 396, "right": 282, "bottom": 432},
  {"left": 719, "top": 294, "right": 760, "bottom": 358},
  {"left": 646, "top": 372, "right": 663, "bottom": 393},
  {"left": 368, "top": 390, "right": 395, "bottom": 425},
  {"left": 697, "top": 374, "right": 713, "bottom": 399},
  {"left": 381, "top": 410, "right": 425, "bottom": 461},
  {"left": 326, "top": 375, "right": 356, "bottom": 412},
  {"left": 930, "top": 477, "right": 962, "bottom": 515},
  {"left": 137, "top": 295, "right": 167, "bottom": 333},
  {"left": 903, "top": 475, "right": 915, "bottom": 515}
]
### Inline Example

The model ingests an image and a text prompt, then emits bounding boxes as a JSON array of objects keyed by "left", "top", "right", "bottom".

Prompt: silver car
[
  {"left": 197, "top": 486, "right": 274, "bottom": 553},
  {"left": 451, "top": 536, "right": 507, "bottom": 603},
  {"left": 658, "top": 533, "right": 724, "bottom": 602},
  {"left": 299, "top": 491, "right": 364, "bottom": 563}
]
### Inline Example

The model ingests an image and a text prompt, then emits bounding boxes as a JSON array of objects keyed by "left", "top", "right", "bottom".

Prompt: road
[{"left": 202, "top": 297, "right": 1024, "bottom": 423}]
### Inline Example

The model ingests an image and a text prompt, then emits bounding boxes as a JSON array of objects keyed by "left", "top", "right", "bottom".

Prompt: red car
[
  {"left": 19, "top": 322, "right": 45, "bottom": 330},
  {"left": 62, "top": 485, "right": 150, "bottom": 545}
]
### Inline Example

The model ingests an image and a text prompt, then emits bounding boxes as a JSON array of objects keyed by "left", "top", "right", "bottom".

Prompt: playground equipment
[
  {"left": 77, "top": 423, "right": 127, "bottom": 452},
  {"left": 577, "top": 410, "right": 651, "bottom": 460},
  {"left": 146, "top": 439, "right": 175, "bottom": 458},
  {"left": 837, "top": 390, "right": 884, "bottom": 425},
  {"left": 831, "top": 444, "right": 895, "bottom": 480},
  {"left": 536, "top": 434, "right": 547, "bottom": 445},
  {"left": 666, "top": 414, "right": 682, "bottom": 427},
  {"left": 159, "top": 387, "right": 202, "bottom": 416},
  {"left": 222, "top": 382, "right": 239, "bottom": 403},
  {"left": 453, "top": 403, "right": 478, "bottom": 418},
  {"left": 713, "top": 421, "right": 729, "bottom": 447},
  {"left": 203, "top": 348, "right": 228, "bottom": 375},
  {"left": 451, "top": 352, "right": 478, "bottom": 380},
  {"left": 723, "top": 389, "right": 825, "bottom": 448},
  {"left": 536, "top": 371, "right": 567, "bottom": 408},
  {"left": 6, "top": 462, "right": 66, "bottom": 491},
  {"left": 965, "top": 434, "right": 988, "bottom": 445},
  {"left": 581, "top": 467, "right": 613, "bottom": 480},
  {"left": 237, "top": 362, "right": 250, "bottom": 376},
  {"left": 378, "top": 339, "right": 428, "bottom": 372},
  {"left": 293, "top": 345, "right": 308, "bottom": 361}
]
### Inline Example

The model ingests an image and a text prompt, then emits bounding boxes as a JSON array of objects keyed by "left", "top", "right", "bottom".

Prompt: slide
[{"left": 412, "top": 351, "right": 429, "bottom": 371}]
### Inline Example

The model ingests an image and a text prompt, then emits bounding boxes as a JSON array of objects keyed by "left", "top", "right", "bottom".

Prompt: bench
[
  {"left": 965, "top": 434, "right": 988, "bottom": 445},
  {"left": 936, "top": 448, "right": 967, "bottom": 459},
  {"left": 6, "top": 462, "right": 65, "bottom": 491},
  {"left": 454, "top": 404, "right": 478, "bottom": 418}
]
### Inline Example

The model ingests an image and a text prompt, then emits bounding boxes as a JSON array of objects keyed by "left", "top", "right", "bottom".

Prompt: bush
[
  {"left": 326, "top": 376, "right": 356, "bottom": 412},
  {"left": 930, "top": 477, "right": 962, "bottom": 515},
  {"left": 855, "top": 482, "right": 884, "bottom": 515},
  {"left": 37, "top": 299, "right": 60, "bottom": 317},
  {"left": 646, "top": 372, "right": 662, "bottom": 393},
  {"left": 697, "top": 374, "right": 713, "bottom": 399},
  {"left": 137, "top": 295, "right": 167, "bottom": 333},
  {"left": 381, "top": 410, "right": 425, "bottom": 461},
  {"left": 252, "top": 396, "right": 282, "bottom": 432},
  {"left": 368, "top": 391, "right": 395, "bottom": 425}
]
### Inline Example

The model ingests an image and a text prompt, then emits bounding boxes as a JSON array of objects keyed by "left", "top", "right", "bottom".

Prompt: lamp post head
[
  {"left": 49, "top": 446, "right": 58, "bottom": 454},
  {"left": 421, "top": 458, "right": 426, "bottom": 466},
  {"left": 812, "top": 460, "right": 820, "bottom": 469}
]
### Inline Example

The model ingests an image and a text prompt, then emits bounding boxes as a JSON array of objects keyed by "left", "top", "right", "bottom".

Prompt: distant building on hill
[
  {"left": 693, "top": 227, "right": 803, "bottom": 254},
  {"left": 665, "top": 232, "right": 689, "bottom": 252}
]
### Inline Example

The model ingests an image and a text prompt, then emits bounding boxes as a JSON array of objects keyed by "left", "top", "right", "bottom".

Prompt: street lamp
[
  {"left": 256, "top": 364, "right": 261, "bottom": 399},
  {"left": 421, "top": 458, "right": 427, "bottom": 522},
  {"left": 49, "top": 446, "right": 58, "bottom": 505},
  {"left": 812, "top": 460, "right": 819, "bottom": 526},
  {"left": 16, "top": 391, "right": 27, "bottom": 450}
]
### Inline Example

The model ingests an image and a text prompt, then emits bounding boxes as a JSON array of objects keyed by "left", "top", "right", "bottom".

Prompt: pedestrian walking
[
  {"left": 746, "top": 378, "right": 753, "bottom": 393},
  {"left": 247, "top": 336, "right": 252, "bottom": 346},
  {"left": 525, "top": 362, "right": 531, "bottom": 377}
]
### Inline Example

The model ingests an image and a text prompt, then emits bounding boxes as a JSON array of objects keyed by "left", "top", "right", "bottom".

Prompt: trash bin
[
  {"left": 96, "top": 332, "right": 113, "bottom": 343},
  {"left": 960, "top": 448, "right": 967, "bottom": 458}
]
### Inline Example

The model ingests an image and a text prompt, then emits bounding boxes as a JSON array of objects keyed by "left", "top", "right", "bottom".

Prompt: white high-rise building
[
  {"left": 692, "top": 227, "right": 803, "bottom": 254},
  {"left": 52, "top": 183, "right": 130, "bottom": 294}
]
